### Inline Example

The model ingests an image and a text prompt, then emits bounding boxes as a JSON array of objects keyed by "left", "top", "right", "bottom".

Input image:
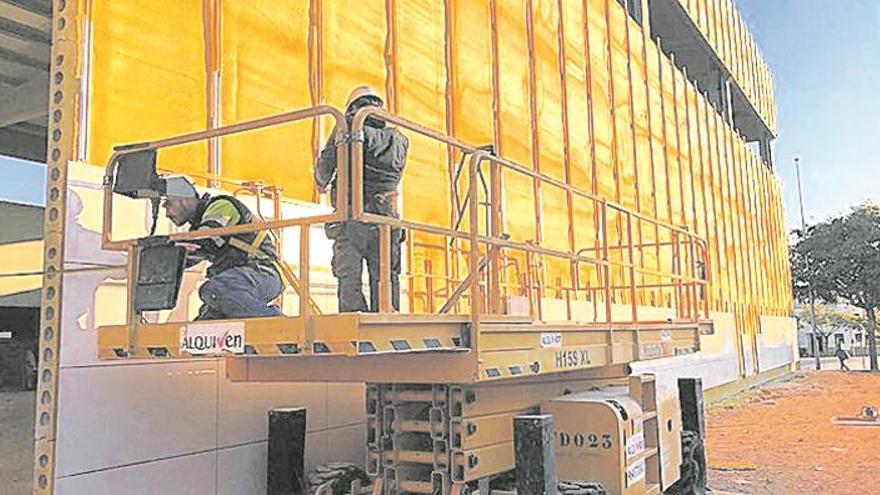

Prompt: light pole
[{"left": 794, "top": 156, "right": 822, "bottom": 370}]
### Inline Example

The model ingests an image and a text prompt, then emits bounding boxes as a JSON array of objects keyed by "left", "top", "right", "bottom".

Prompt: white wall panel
[
  {"left": 633, "top": 353, "right": 741, "bottom": 393},
  {"left": 321, "top": 422, "right": 366, "bottom": 466},
  {"left": 217, "top": 360, "right": 329, "bottom": 446},
  {"left": 55, "top": 361, "right": 219, "bottom": 477},
  {"left": 216, "top": 443, "right": 266, "bottom": 495},
  {"left": 55, "top": 451, "right": 216, "bottom": 495},
  {"left": 756, "top": 339, "right": 794, "bottom": 372},
  {"left": 324, "top": 383, "right": 366, "bottom": 429}
]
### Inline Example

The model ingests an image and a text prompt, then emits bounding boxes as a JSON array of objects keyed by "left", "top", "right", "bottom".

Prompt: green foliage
[
  {"left": 791, "top": 204, "right": 880, "bottom": 370},
  {"left": 790, "top": 204, "right": 880, "bottom": 310}
]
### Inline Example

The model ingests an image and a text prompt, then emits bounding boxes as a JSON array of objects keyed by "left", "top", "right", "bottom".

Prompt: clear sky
[
  {"left": 0, "top": 156, "right": 44, "bottom": 206},
  {"left": 738, "top": 0, "right": 880, "bottom": 229}
]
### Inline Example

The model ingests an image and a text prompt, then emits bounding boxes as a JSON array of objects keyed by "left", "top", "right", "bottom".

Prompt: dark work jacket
[
  {"left": 315, "top": 123, "right": 409, "bottom": 219},
  {"left": 188, "top": 194, "right": 279, "bottom": 277}
]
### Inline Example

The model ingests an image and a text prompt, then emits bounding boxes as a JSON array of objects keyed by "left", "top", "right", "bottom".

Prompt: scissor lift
[{"left": 96, "top": 106, "right": 711, "bottom": 494}]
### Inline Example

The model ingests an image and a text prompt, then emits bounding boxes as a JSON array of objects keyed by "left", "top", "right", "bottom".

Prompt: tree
[{"left": 790, "top": 204, "right": 880, "bottom": 371}]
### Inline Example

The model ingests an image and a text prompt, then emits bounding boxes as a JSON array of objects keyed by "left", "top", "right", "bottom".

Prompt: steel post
[{"left": 794, "top": 157, "right": 821, "bottom": 370}]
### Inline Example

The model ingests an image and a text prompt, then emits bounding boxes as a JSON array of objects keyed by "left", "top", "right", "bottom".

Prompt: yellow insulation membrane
[
  {"left": 88, "top": 0, "right": 207, "bottom": 173},
  {"left": 396, "top": 0, "right": 450, "bottom": 311},
  {"left": 587, "top": 0, "right": 614, "bottom": 202},
  {"left": 82, "top": 0, "right": 791, "bottom": 317},
  {"left": 0, "top": 240, "right": 44, "bottom": 297},
  {"left": 219, "top": 1, "right": 315, "bottom": 200}
]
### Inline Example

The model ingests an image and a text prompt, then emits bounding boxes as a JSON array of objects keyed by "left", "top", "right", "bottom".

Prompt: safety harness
[{"left": 226, "top": 218, "right": 323, "bottom": 315}]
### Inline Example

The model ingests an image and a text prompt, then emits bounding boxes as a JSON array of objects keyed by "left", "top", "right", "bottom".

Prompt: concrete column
[
  {"left": 721, "top": 75, "right": 735, "bottom": 127},
  {"left": 760, "top": 136, "right": 774, "bottom": 169}
]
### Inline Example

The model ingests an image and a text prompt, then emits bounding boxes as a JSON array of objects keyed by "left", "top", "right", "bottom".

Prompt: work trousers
[
  {"left": 330, "top": 221, "right": 402, "bottom": 313},
  {"left": 196, "top": 264, "right": 284, "bottom": 320}
]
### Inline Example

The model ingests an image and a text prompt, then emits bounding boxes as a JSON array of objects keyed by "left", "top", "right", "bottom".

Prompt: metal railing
[
  {"left": 348, "top": 107, "right": 710, "bottom": 329},
  {"left": 101, "top": 104, "right": 709, "bottom": 349}
]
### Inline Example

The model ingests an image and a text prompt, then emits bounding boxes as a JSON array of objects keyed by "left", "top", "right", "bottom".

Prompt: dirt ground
[
  {"left": 707, "top": 371, "right": 880, "bottom": 494},
  {"left": 0, "top": 391, "right": 34, "bottom": 495}
]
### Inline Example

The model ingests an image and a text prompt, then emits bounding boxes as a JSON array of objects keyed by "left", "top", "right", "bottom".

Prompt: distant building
[
  {"left": 795, "top": 303, "right": 865, "bottom": 357},
  {"left": 0, "top": 157, "right": 45, "bottom": 389}
]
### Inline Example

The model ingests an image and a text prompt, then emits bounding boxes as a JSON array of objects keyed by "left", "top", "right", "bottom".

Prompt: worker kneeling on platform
[
  {"left": 315, "top": 86, "right": 409, "bottom": 312},
  {"left": 163, "top": 176, "right": 284, "bottom": 320}
]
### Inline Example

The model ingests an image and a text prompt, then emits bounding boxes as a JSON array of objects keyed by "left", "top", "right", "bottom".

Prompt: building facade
[{"left": 26, "top": 0, "right": 796, "bottom": 493}]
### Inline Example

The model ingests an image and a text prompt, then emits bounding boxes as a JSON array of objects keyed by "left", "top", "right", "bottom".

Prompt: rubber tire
[
  {"left": 558, "top": 480, "right": 607, "bottom": 495},
  {"left": 308, "top": 462, "right": 370, "bottom": 495},
  {"left": 666, "top": 430, "right": 707, "bottom": 495}
]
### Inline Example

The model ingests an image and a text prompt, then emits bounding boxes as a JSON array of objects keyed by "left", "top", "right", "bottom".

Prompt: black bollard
[
  {"left": 678, "top": 378, "right": 705, "bottom": 439},
  {"left": 267, "top": 407, "right": 307, "bottom": 495},
  {"left": 514, "top": 414, "right": 557, "bottom": 495}
]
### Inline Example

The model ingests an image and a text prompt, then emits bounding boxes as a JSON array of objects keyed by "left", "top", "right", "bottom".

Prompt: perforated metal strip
[{"left": 34, "top": 1, "right": 83, "bottom": 492}]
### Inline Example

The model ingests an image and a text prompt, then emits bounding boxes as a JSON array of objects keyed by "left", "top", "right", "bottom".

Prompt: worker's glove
[{"left": 177, "top": 242, "right": 201, "bottom": 254}]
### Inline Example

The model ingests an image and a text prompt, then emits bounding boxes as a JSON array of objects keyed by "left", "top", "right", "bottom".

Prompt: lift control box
[{"left": 134, "top": 239, "right": 187, "bottom": 312}]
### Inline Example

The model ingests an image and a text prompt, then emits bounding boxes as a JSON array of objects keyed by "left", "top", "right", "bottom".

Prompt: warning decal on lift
[
  {"left": 626, "top": 459, "right": 646, "bottom": 487},
  {"left": 540, "top": 332, "right": 563, "bottom": 348},
  {"left": 180, "top": 322, "right": 246, "bottom": 355},
  {"left": 625, "top": 432, "right": 645, "bottom": 460}
]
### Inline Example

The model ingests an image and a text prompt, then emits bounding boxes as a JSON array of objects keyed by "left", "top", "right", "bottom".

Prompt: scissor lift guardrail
[{"left": 96, "top": 104, "right": 711, "bottom": 385}]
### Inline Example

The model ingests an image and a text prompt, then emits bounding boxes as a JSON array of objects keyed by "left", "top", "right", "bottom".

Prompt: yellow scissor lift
[{"left": 97, "top": 106, "right": 712, "bottom": 495}]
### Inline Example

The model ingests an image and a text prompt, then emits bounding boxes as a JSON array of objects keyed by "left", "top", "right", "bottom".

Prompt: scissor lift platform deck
[{"left": 97, "top": 313, "right": 705, "bottom": 384}]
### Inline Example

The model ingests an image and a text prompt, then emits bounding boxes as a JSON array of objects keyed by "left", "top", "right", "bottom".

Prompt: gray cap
[{"left": 164, "top": 176, "right": 198, "bottom": 199}]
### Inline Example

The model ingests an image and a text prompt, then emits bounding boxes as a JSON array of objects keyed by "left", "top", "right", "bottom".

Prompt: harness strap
[
  {"left": 227, "top": 233, "right": 323, "bottom": 315},
  {"left": 251, "top": 229, "right": 269, "bottom": 249},
  {"left": 228, "top": 237, "right": 270, "bottom": 260}
]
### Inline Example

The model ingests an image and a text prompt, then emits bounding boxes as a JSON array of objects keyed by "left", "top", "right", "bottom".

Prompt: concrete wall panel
[
  {"left": 55, "top": 361, "right": 219, "bottom": 477},
  {"left": 216, "top": 443, "right": 266, "bottom": 495},
  {"left": 55, "top": 451, "right": 216, "bottom": 495},
  {"left": 216, "top": 362, "right": 329, "bottom": 446}
]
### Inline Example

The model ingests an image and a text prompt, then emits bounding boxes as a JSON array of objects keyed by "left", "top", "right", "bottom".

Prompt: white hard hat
[
  {"left": 164, "top": 176, "right": 198, "bottom": 199},
  {"left": 345, "top": 85, "right": 383, "bottom": 110}
]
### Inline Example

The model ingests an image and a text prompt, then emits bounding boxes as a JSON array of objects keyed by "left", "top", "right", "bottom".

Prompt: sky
[
  {"left": 0, "top": 155, "right": 44, "bottom": 206},
  {"left": 737, "top": 0, "right": 880, "bottom": 229},
  {"left": 1, "top": 1, "right": 877, "bottom": 229}
]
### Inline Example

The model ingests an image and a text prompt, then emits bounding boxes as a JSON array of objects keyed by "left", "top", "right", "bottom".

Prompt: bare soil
[{"left": 707, "top": 371, "right": 880, "bottom": 494}]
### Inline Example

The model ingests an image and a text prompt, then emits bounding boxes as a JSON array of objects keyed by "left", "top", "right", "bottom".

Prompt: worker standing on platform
[
  {"left": 163, "top": 176, "right": 284, "bottom": 320},
  {"left": 315, "top": 86, "right": 409, "bottom": 312}
]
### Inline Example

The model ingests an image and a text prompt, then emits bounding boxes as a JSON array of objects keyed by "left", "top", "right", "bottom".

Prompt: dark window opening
[{"left": 616, "top": 0, "right": 643, "bottom": 25}]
